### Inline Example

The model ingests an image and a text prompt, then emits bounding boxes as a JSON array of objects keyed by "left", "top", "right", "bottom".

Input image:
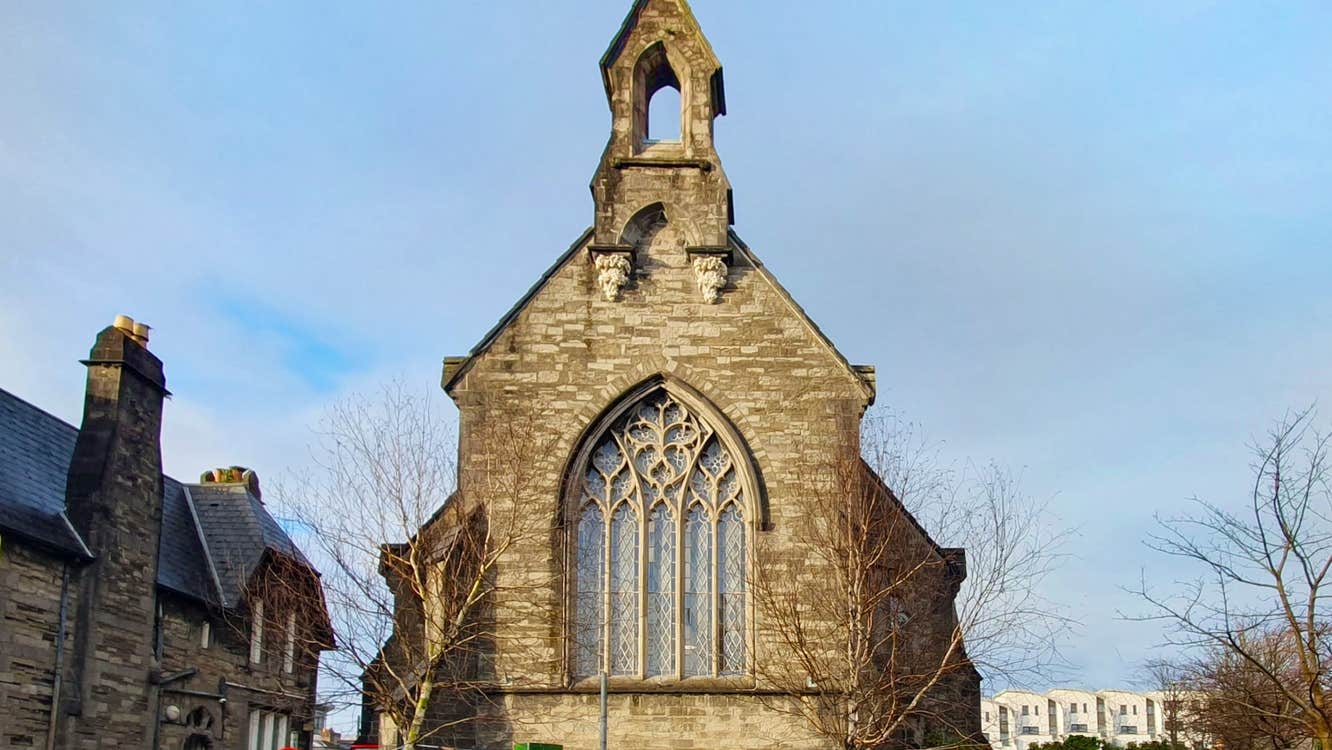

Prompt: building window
[
  {"left": 283, "top": 612, "right": 296, "bottom": 673},
  {"left": 247, "top": 710, "right": 290, "bottom": 750},
  {"left": 570, "top": 387, "right": 752, "bottom": 679},
  {"left": 249, "top": 600, "right": 264, "bottom": 664},
  {"left": 1120, "top": 705, "right": 1127, "bottom": 716},
  {"left": 1022, "top": 706, "right": 1029, "bottom": 716}
]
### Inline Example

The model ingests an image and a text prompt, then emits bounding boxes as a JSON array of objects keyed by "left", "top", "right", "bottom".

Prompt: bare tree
[
  {"left": 1132, "top": 407, "right": 1332, "bottom": 748},
  {"left": 754, "top": 411, "right": 1070, "bottom": 749},
  {"left": 1138, "top": 658, "right": 1199, "bottom": 749},
  {"left": 275, "top": 382, "right": 549, "bottom": 750},
  {"left": 1187, "top": 628, "right": 1307, "bottom": 750}
]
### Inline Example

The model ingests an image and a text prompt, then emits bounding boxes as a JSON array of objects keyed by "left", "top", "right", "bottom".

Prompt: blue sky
[{"left": 3, "top": 0, "right": 1331, "bottom": 711}]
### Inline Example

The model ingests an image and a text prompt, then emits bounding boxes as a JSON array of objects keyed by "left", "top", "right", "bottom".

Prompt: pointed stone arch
[
  {"left": 616, "top": 202, "right": 704, "bottom": 253},
  {"left": 561, "top": 374, "right": 767, "bottom": 530},
  {"left": 632, "top": 41, "right": 685, "bottom": 146},
  {"left": 617, "top": 202, "right": 669, "bottom": 248},
  {"left": 561, "top": 375, "right": 762, "bottom": 681}
]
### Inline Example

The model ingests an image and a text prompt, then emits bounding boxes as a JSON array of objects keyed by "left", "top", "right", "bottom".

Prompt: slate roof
[
  {"left": 0, "top": 386, "right": 312, "bottom": 609},
  {"left": 190, "top": 482, "right": 311, "bottom": 608},
  {"left": 0, "top": 387, "right": 86, "bottom": 557}
]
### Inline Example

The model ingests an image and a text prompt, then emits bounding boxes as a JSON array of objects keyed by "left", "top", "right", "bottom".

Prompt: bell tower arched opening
[{"left": 633, "top": 43, "right": 683, "bottom": 150}]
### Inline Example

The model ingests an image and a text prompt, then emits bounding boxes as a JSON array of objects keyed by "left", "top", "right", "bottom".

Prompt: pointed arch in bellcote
[
  {"left": 600, "top": 0, "right": 726, "bottom": 120},
  {"left": 561, "top": 374, "right": 770, "bottom": 531},
  {"left": 636, "top": 43, "right": 682, "bottom": 143},
  {"left": 618, "top": 202, "right": 668, "bottom": 248}
]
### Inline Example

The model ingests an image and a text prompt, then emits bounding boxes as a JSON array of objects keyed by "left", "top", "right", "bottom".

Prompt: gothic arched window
[{"left": 570, "top": 386, "right": 752, "bottom": 680}]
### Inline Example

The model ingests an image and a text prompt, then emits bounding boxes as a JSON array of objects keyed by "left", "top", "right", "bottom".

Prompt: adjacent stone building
[
  {"left": 0, "top": 318, "right": 331, "bottom": 750},
  {"left": 371, "top": 1, "right": 981, "bottom": 748}
]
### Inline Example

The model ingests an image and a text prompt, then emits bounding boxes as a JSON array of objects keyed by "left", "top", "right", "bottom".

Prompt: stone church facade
[
  {"left": 0, "top": 319, "right": 331, "bottom": 750},
  {"left": 376, "top": 1, "right": 981, "bottom": 747}
]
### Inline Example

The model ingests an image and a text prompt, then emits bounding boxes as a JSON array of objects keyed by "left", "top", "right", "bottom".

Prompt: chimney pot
[
  {"left": 200, "top": 466, "right": 261, "bottom": 499},
  {"left": 131, "top": 321, "right": 151, "bottom": 347},
  {"left": 113, "top": 314, "right": 135, "bottom": 333}
]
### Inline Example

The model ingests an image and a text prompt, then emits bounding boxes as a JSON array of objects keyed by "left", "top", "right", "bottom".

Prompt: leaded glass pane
[
  {"left": 718, "top": 504, "right": 746, "bottom": 675},
  {"left": 574, "top": 505, "right": 604, "bottom": 677},
  {"left": 609, "top": 504, "right": 639, "bottom": 675},
  {"left": 684, "top": 504, "right": 712, "bottom": 676},
  {"left": 646, "top": 504, "right": 675, "bottom": 676}
]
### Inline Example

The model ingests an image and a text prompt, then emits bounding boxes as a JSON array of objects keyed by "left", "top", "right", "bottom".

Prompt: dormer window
[{"left": 633, "top": 43, "right": 683, "bottom": 149}]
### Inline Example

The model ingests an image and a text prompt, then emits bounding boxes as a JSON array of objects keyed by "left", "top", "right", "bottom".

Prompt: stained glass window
[
  {"left": 570, "top": 388, "right": 750, "bottom": 679},
  {"left": 647, "top": 504, "right": 675, "bottom": 676},
  {"left": 718, "top": 504, "right": 746, "bottom": 675},
  {"left": 609, "top": 504, "right": 639, "bottom": 674},
  {"left": 684, "top": 503, "right": 712, "bottom": 676},
  {"left": 574, "top": 505, "right": 604, "bottom": 677}
]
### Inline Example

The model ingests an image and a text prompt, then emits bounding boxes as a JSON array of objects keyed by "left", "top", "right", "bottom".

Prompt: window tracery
[{"left": 571, "top": 387, "right": 751, "bottom": 680}]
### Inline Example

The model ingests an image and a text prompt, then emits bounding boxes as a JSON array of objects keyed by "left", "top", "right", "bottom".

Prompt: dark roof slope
[
  {"left": 158, "top": 476, "right": 217, "bottom": 602},
  {"left": 0, "top": 387, "right": 88, "bottom": 557},
  {"left": 190, "top": 482, "right": 310, "bottom": 608},
  {"left": 0, "top": 387, "right": 312, "bottom": 608}
]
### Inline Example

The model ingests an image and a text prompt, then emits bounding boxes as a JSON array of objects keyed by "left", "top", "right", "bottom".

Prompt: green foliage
[
  {"left": 1028, "top": 736, "right": 1105, "bottom": 750},
  {"left": 921, "top": 729, "right": 986, "bottom": 750}
]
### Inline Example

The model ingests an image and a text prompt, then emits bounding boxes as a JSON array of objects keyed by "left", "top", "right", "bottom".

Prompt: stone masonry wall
[
  {"left": 156, "top": 593, "right": 319, "bottom": 750},
  {"left": 0, "top": 542, "right": 77, "bottom": 750},
  {"left": 447, "top": 215, "right": 873, "bottom": 749}
]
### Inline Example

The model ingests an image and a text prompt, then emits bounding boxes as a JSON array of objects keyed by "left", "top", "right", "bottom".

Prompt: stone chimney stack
[{"left": 59, "top": 316, "right": 169, "bottom": 747}]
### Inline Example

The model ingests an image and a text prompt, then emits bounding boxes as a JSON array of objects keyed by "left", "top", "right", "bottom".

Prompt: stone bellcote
[{"left": 590, "top": 0, "right": 733, "bottom": 253}]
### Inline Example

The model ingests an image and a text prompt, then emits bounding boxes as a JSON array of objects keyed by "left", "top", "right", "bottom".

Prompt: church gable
[
  {"left": 443, "top": 219, "right": 874, "bottom": 422},
  {"left": 403, "top": 2, "right": 981, "bottom": 746}
]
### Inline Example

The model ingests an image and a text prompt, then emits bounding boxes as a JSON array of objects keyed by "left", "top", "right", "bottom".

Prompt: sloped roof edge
[
  {"left": 443, "top": 227, "right": 875, "bottom": 404},
  {"left": 442, "top": 227, "right": 594, "bottom": 394},
  {"left": 183, "top": 485, "right": 228, "bottom": 607},
  {"left": 728, "top": 230, "right": 876, "bottom": 404},
  {"left": 858, "top": 457, "right": 948, "bottom": 562},
  {"left": 598, "top": 0, "right": 723, "bottom": 103}
]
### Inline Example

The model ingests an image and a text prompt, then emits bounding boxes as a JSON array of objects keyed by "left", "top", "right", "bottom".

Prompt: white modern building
[{"left": 982, "top": 688, "right": 1204, "bottom": 750}]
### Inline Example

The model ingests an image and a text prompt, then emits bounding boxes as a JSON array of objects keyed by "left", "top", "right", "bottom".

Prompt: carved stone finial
[
  {"left": 692, "top": 255, "right": 727, "bottom": 303},
  {"left": 594, "top": 253, "right": 633, "bottom": 301}
]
